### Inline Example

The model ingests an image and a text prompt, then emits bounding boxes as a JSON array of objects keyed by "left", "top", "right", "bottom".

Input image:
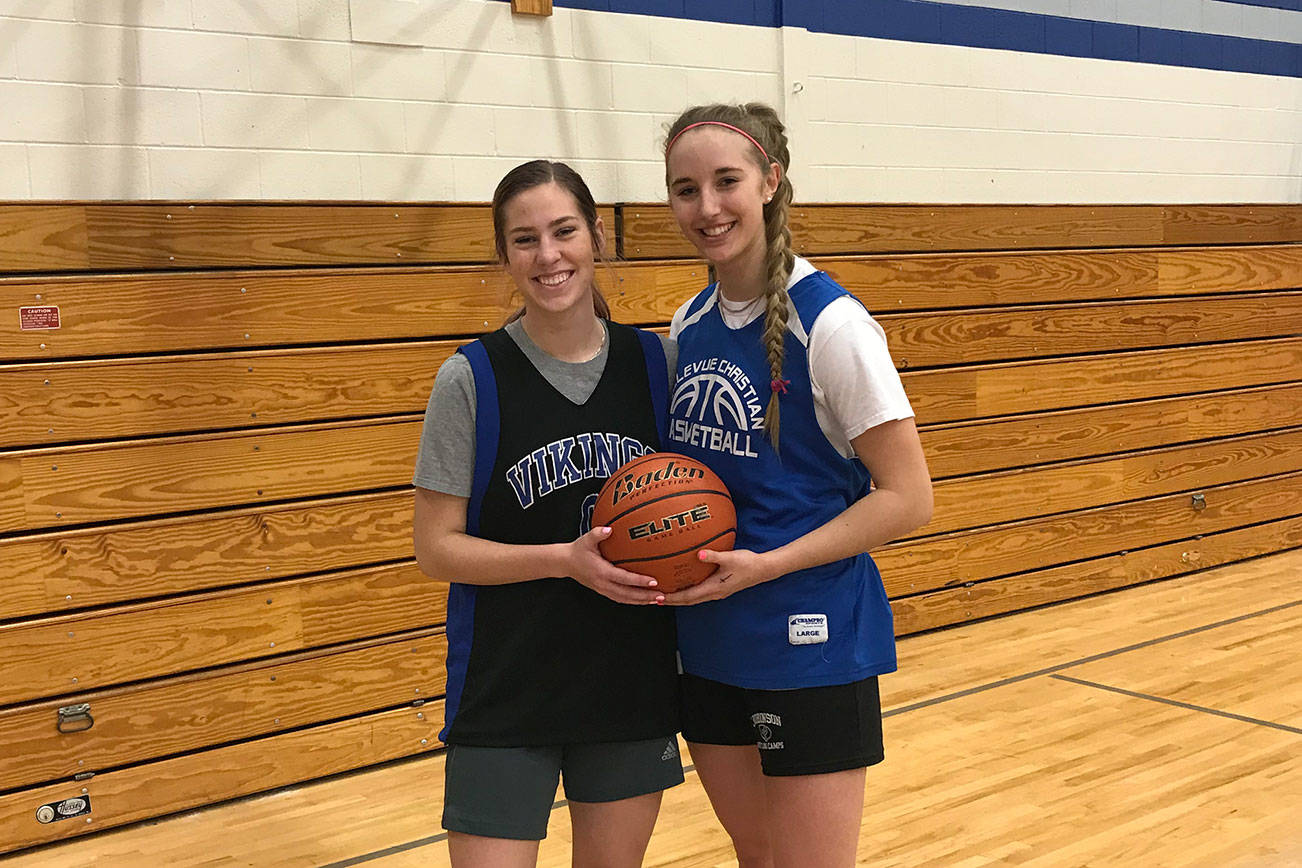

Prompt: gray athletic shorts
[{"left": 441, "top": 736, "right": 685, "bottom": 841}]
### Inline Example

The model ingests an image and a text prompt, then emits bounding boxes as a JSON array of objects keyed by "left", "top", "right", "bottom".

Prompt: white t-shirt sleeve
[
  {"left": 807, "top": 296, "right": 914, "bottom": 458},
  {"left": 668, "top": 295, "right": 695, "bottom": 341}
]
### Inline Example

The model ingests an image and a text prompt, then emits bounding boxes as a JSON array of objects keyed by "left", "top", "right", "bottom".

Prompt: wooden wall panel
[
  {"left": 4, "top": 419, "right": 420, "bottom": 532},
  {"left": 1157, "top": 246, "right": 1302, "bottom": 294},
  {"left": 10, "top": 294, "right": 1286, "bottom": 455},
  {"left": 1163, "top": 206, "right": 1302, "bottom": 246},
  {"left": 821, "top": 250, "right": 1159, "bottom": 310},
  {"left": 818, "top": 245, "right": 1302, "bottom": 312},
  {"left": 902, "top": 338, "right": 1302, "bottom": 424},
  {"left": 81, "top": 205, "right": 474, "bottom": 269},
  {"left": 0, "top": 629, "right": 445, "bottom": 792},
  {"left": 0, "top": 207, "right": 89, "bottom": 272},
  {"left": 76, "top": 204, "right": 614, "bottom": 269},
  {"left": 0, "top": 702, "right": 443, "bottom": 852},
  {"left": 924, "top": 428, "right": 1302, "bottom": 537},
  {"left": 620, "top": 204, "right": 1168, "bottom": 258},
  {"left": 0, "top": 564, "right": 447, "bottom": 705},
  {"left": 0, "top": 258, "right": 691, "bottom": 361},
  {"left": 0, "top": 458, "right": 23, "bottom": 531},
  {"left": 623, "top": 204, "right": 1302, "bottom": 258},
  {"left": 919, "top": 384, "right": 1302, "bottom": 479},
  {"left": 892, "top": 516, "right": 1302, "bottom": 635},
  {"left": 0, "top": 588, "right": 305, "bottom": 706},
  {"left": 877, "top": 472, "right": 1302, "bottom": 597},
  {"left": 6, "top": 319, "right": 1295, "bottom": 453},
  {"left": 607, "top": 260, "right": 709, "bottom": 322},
  {"left": 881, "top": 293, "right": 1301, "bottom": 368},
  {"left": 0, "top": 346, "right": 440, "bottom": 447},
  {"left": 0, "top": 492, "right": 413, "bottom": 619}
]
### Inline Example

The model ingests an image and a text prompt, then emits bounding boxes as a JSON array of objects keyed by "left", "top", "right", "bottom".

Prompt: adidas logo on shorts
[{"left": 661, "top": 741, "right": 679, "bottom": 762}]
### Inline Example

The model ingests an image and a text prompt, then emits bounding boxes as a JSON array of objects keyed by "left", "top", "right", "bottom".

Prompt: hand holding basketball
[
  {"left": 593, "top": 453, "right": 736, "bottom": 593},
  {"left": 660, "top": 547, "right": 776, "bottom": 605},
  {"left": 566, "top": 525, "right": 665, "bottom": 605}
]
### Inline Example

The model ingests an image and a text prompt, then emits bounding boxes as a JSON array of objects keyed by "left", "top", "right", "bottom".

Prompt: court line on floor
[
  {"left": 321, "top": 598, "right": 1302, "bottom": 866},
  {"left": 884, "top": 597, "right": 1302, "bottom": 718},
  {"left": 318, "top": 766, "right": 700, "bottom": 868},
  {"left": 1050, "top": 674, "right": 1302, "bottom": 735}
]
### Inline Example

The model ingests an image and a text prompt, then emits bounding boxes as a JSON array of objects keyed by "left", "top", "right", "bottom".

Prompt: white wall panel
[
  {"left": 136, "top": 28, "right": 249, "bottom": 90},
  {"left": 84, "top": 86, "right": 203, "bottom": 146},
  {"left": 404, "top": 102, "right": 496, "bottom": 155},
  {"left": 73, "top": 0, "right": 192, "bottom": 29},
  {"left": 0, "top": 1, "right": 1298, "bottom": 202},
  {"left": 360, "top": 153, "right": 456, "bottom": 200},
  {"left": 149, "top": 147, "right": 260, "bottom": 198},
  {"left": 0, "top": 82, "right": 85, "bottom": 142},
  {"left": 249, "top": 37, "right": 353, "bottom": 96},
  {"left": 27, "top": 144, "right": 149, "bottom": 198},
  {"left": 351, "top": 44, "right": 447, "bottom": 101},
  {"left": 258, "top": 150, "right": 361, "bottom": 198},
  {"left": 0, "top": 145, "right": 30, "bottom": 196},
  {"left": 201, "top": 92, "right": 311, "bottom": 150},
  {"left": 11, "top": 19, "right": 140, "bottom": 85}
]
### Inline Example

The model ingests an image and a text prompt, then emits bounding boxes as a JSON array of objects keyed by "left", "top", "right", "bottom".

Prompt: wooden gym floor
[{"left": 9, "top": 548, "right": 1300, "bottom": 867}]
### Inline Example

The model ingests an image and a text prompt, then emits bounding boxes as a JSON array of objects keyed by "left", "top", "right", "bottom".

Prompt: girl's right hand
[{"left": 567, "top": 527, "right": 666, "bottom": 606}]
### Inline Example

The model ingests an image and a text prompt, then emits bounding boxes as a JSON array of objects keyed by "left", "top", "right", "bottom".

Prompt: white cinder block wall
[{"left": 0, "top": 0, "right": 1299, "bottom": 202}]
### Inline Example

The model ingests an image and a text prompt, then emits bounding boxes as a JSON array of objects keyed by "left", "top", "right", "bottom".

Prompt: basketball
[{"left": 593, "top": 452, "right": 736, "bottom": 593}]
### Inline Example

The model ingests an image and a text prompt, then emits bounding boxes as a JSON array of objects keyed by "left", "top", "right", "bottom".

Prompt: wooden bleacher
[{"left": 0, "top": 201, "right": 1298, "bottom": 853}]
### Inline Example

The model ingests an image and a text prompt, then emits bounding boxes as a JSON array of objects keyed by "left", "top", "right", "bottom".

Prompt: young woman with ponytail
[
  {"left": 662, "top": 104, "right": 934, "bottom": 866},
  {"left": 412, "top": 160, "right": 682, "bottom": 867}
]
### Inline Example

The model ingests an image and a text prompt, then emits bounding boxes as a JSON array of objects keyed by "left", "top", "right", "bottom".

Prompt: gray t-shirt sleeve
[
  {"left": 412, "top": 353, "right": 476, "bottom": 498},
  {"left": 658, "top": 333, "right": 678, "bottom": 392}
]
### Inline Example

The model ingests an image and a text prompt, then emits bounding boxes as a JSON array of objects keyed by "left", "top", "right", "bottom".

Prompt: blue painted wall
[{"left": 534, "top": 0, "right": 1302, "bottom": 78}]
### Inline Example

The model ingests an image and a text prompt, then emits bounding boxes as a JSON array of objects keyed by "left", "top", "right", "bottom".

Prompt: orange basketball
[{"left": 593, "top": 452, "right": 736, "bottom": 593}]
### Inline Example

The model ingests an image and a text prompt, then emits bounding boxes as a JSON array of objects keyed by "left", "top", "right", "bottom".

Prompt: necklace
[
  {"left": 577, "top": 320, "right": 607, "bottom": 363},
  {"left": 717, "top": 288, "right": 764, "bottom": 327}
]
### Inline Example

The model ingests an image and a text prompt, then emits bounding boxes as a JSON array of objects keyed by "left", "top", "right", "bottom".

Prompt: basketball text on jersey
[
  {"left": 609, "top": 458, "right": 706, "bottom": 506},
  {"left": 505, "top": 433, "right": 654, "bottom": 510},
  {"left": 667, "top": 358, "right": 764, "bottom": 458}
]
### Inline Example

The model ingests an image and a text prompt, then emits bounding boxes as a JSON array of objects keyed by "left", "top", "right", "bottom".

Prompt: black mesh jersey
[{"left": 442, "top": 321, "right": 679, "bottom": 746}]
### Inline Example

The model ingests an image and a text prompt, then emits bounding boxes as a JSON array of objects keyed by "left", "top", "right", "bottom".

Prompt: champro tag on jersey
[{"left": 788, "top": 614, "right": 828, "bottom": 645}]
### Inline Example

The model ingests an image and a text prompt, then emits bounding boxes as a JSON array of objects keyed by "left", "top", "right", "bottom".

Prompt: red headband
[{"left": 666, "top": 121, "right": 772, "bottom": 164}]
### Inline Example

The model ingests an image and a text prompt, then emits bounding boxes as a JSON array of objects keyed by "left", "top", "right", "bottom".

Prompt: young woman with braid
[{"left": 661, "top": 103, "right": 934, "bottom": 866}]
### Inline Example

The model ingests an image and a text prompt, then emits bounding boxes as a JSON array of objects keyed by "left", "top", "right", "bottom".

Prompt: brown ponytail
[
  {"left": 665, "top": 103, "right": 795, "bottom": 450},
  {"left": 491, "top": 159, "right": 612, "bottom": 326}
]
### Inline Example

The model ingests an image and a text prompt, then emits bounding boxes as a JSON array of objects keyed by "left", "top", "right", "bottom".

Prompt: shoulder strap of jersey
[
  {"left": 457, "top": 339, "right": 499, "bottom": 536},
  {"left": 627, "top": 324, "right": 669, "bottom": 440},
  {"left": 789, "top": 271, "right": 860, "bottom": 341}
]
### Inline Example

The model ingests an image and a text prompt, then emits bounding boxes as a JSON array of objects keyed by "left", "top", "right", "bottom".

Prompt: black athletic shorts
[
  {"left": 679, "top": 672, "right": 884, "bottom": 777},
  {"left": 441, "top": 736, "right": 684, "bottom": 841}
]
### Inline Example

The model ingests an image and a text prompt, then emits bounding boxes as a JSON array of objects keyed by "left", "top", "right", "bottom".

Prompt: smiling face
[
  {"left": 500, "top": 181, "right": 604, "bottom": 319},
  {"left": 666, "top": 125, "right": 780, "bottom": 290}
]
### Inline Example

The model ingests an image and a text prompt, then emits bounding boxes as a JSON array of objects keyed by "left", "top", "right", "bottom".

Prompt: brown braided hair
[
  {"left": 665, "top": 104, "right": 794, "bottom": 451},
  {"left": 492, "top": 160, "right": 612, "bottom": 326}
]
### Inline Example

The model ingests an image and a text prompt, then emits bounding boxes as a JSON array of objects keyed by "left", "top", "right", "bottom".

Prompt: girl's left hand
[{"left": 660, "top": 548, "right": 776, "bottom": 605}]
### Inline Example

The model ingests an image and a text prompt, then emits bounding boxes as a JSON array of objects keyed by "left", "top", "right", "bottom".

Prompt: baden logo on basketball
[{"left": 609, "top": 458, "right": 706, "bottom": 507}]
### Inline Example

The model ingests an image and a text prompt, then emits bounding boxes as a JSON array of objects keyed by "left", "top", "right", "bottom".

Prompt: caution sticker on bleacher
[{"left": 19, "top": 306, "right": 60, "bottom": 330}]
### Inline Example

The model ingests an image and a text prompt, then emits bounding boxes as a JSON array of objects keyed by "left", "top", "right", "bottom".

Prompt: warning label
[{"left": 19, "top": 306, "right": 60, "bottom": 330}]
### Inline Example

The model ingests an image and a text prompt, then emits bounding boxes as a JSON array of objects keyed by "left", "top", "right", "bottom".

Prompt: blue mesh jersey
[{"left": 668, "top": 270, "right": 898, "bottom": 689}]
